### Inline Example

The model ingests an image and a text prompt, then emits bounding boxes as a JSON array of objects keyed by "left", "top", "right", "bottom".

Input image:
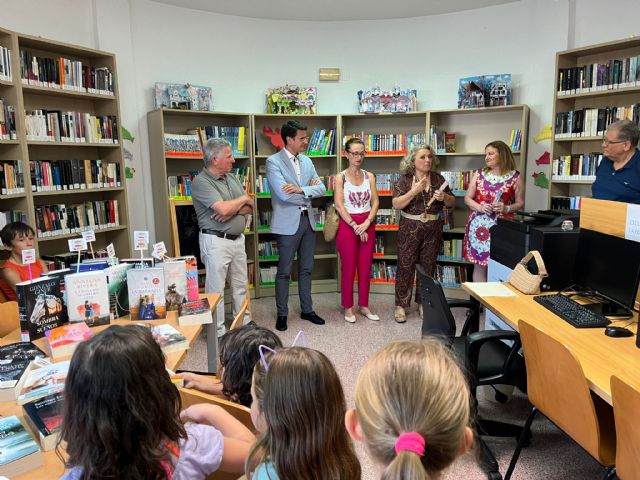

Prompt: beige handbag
[
  {"left": 508, "top": 250, "right": 548, "bottom": 295},
  {"left": 323, "top": 205, "right": 340, "bottom": 242}
]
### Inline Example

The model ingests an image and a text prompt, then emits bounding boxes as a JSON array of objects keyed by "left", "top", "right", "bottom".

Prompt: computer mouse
[{"left": 604, "top": 326, "right": 634, "bottom": 338}]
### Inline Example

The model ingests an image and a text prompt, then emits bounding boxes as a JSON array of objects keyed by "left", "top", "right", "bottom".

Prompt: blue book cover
[{"left": 0, "top": 416, "right": 39, "bottom": 465}]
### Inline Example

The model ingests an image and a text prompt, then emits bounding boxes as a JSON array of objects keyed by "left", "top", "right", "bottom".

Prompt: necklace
[{"left": 421, "top": 174, "right": 432, "bottom": 219}]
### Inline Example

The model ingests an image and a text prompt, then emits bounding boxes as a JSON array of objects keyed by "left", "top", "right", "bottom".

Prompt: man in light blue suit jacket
[{"left": 267, "top": 120, "right": 326, "bottom": 331}]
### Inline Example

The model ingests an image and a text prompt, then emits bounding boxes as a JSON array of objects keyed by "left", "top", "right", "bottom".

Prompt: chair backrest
[
  {"left": 229, "top": 291, "right": 251, "bottom": 331},
  {"left": 518, "top": 319, "right": 615, "bottom": 466},
  {"left": 611, "top": 375, "right": 640, "bottom": 479},
  {"left": 179, "top": 387, "right": 253, "bottom": 480},
  {"left": 416, "top": 265, "right": 456, "bottom": 339},
  {"left": 0, "top": 301, "right": 19, "bottom": 337}
]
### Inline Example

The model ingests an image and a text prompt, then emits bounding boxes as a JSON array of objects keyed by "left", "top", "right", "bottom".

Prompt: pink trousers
[{"left": 336, "top": 212, "right": 376, "bottom": 308}]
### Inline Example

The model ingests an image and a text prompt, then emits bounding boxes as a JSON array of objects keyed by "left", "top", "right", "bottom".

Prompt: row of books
[
  {"left": 373, "top": 237, "right": 385, "bottom": 255},
  {"left": 163, "top": 133, "right": 201, "bottom": 156},
  {"left": 551, "top": 195, "right": 583, "bottom": 210},
  {"left": 551, "top": 153, "right": 602, "bottom": 180},
  {"left": 557, "top": 56, "right": 640, "bottom": 95},
  {"left": 167, "top": 168, "right": 250, "bottom": 199},
  {"left": 0, "top": 45, "right": 11, "bottom": 81},
  {"left": 376, "top": 208, "right": 399, "bottom": 226},
  {"left": 307, "top": 128, "right": 336, "bottom": 155},
  {"left": 197, "top": 126, "right": 247, "bottom": 156},
  {"left": 255, "top": 175, "right": 333, "bottom": 195},
  {"left": 440, "top": 170, "right": 472, "bottom": 193},
  {"left": 370, "top": 261, "right": 397, "bottom": 282},
  {"left": 429, "top": 126, "right": 456, "bottom": 154},
  {"left": 0, "top": 210, "right": 27, "bottom": 229},
  {"left": 25, "top": 110, "right": 119, "bottom": 144},
  {"left": 258, "top": 240, "right": 279, "bottom": 257},
  {"left": 30, "top": 159, "right": 121, "bottom": 192},
  {"left": 438, "top": 238, "right": 464, "bottom": 260},
  {"left": 508, "top": 128, "right": 522, "bottom": 152},
  {"left": 375, "top": 173, "right": 401, "bottom": 193},
  {"left": 441, "top": 208, "right": 454, "bottom": 231},
  {"left": 0, "top": 160, "right": 25, "bottom": 195},
  {"left": 435, "top": 265, "right": 468, "bottom": 288},
  {"left": 259, "top": 266, "right": 278, "bottom": 284},
  {"left": 19, "top": 50, "right": 114, "bottom": 95},
  {"left": 0, "top": 98, "right": 17, "bottom": 139},
  {"left": 257, "top": 208, "right": 326, "bottom": 229},
  {"left": 343, "top": 132, "right": 426, "bottom": 154},
  {"left": 35, "top": 200, "right": 119, "bottom": 238},
  {"left": 554, "top": 104, "right": 640, "bottom": 138}
]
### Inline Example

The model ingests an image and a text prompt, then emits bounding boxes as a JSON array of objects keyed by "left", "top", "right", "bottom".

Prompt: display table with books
[{"left": 0, "top": 292, "right": 220, "bottom": 479}]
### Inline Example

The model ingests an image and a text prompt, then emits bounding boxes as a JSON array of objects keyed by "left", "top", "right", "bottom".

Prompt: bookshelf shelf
[
  {"left": 0, "top": 27, "right": 131, "bottom": 260},
  {"left": 438, "top": 151, "right": 520, "bottom": 156},
  {"left": 445, "top": 227, "right": 466, "bottom": 235},
  {"left": 549, "top": 37, "right": 640, "bottom": 208}
]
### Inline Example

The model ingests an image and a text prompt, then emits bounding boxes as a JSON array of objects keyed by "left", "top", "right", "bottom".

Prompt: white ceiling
[{"left": 150, "top": 0, "right": 520, "bottom": 22}]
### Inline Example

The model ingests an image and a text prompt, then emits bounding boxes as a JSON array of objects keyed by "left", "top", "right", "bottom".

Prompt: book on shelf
[
  {"left": 0, "top": 46, "right": 11, "bottom": 82},
  {"left": 0, "top": 415, "right": 43, "bottom": 478},
  {"left": 343, "top": 132, "right": 426, "bottom": 155},
  {"left": 198, "top": 126, "right": 247, "bottom": 156},
  {"left": 551, "top": 196, "right": 583, "bottom": 210},
  {"left": 64, "top": 271, "right": 110, "bottom": 327},
  {"left": 30, "top": 159, "right": 121, "bottom": 192},
  {"left": 25, "top": 110, "right": 119, "bottom": 144},
  {"left": 438, "top": 238, "right": 464, "bottom": 260},
  {"left": 69, "top": 260, "right": 111, "bottom": 273},
  {"left": 174, "top": 256, "right": 199, "bottom": 301},
  {"left": 370, "top": 261, "right": 397, "bottom": 283},
  {"left": 374, "top": 173, "right": 401, "bottom": 194},
  {"left": 15, "top": 359, "right": 69, "bottom": 405},
  {"left": 0, "top": 342, "right": 47, "bottom": 402},
  {"left": 551, "top": 152, "right": 602, "bottom": 180},
  {"left": 440, "top": 171, "right": 471, "bottom": 194},
  {"left": 435, "top": 264, "right": 468, "bottom": 288},
  {"left": 429, "top": 126, "right": 453, "bottom": 154},
  {"left": 445, "top": 133, "right": 456, "bottom": 153},
  {"left": 557, "top": 56, "right": 640, "bottom": 95},
  {"left": 22, "top": 392, "right": 64, "bottom": 452},
  {"left": 120, "top": 257, "right": 155, "bottom": 269},
  {"left": 307, "top": 128, "right": 336, "bottom": 155},
  {"left": 255, "top": 174, "right": 270, "bottom": 194},
  {"left": 554, "top": 104, "right": 640, "bottom": 139},
  {"left": 508, "top": 129, "right": 522, "bottom": 152},
  {"left": 0, "top": 209, "right": 27, "bottom": 228},
  {"left": 258, "top": 210, "right": 272, "bottom": 229},
  {"left": 0, "top": 98, "right": 17, "bottom": 140},
  {"left": 105, "top": 262, "right": 133, "bottom": 318},
  {"left": 259, "top": 266, "right": 278, "bottom": 284},
  {"left": 150, "top": 324, "right": 189, "bottom": 354},
  {"left": 232, "top": 166, "right": 252, "bottom": 192},
  {"left": 258, "top": 240, "right": 279, "bottom": 258},
  {"left": 127, "top": 267, "right": 167, "bottom": 320},
  {"left": 19, "top": 49, "right": 114, "bottom": 95},
  {"left": 0, "top": 160, "right": 25, "bottom": 194},
  {"left": 178, "top": 298, "right": 213, "bottom": 326},
  {"left": 163, "top": 133, "right": 202, "bottom": 157},
  {"left": 17, "top": 276, "right": 68, "bottom": 342},
  {"left": 45, "top": 322, "right": 93, "bottom": 359},
  {"left": 160, "top": 260, "right": 187, "bottom": 311},
  {"left": 373, "top": 237, "right": 385, "bottom": 256},
  {"left": 375, "top": 208, "right": 399, "bottom": 227},
  {"left": 34, "top": 199, "right": 119, "bottom": 238}
]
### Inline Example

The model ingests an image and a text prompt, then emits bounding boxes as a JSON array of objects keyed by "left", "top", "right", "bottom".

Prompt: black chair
[{"left": 416, "top": 266, "right": 528, "bottom": 480}]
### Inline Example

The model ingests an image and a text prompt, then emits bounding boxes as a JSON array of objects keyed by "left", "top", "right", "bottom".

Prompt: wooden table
[
  {"left": 0, "top": 292, "right": 220, "bottom": 480},
  {"left": 462, "top": 283, "right": 640, "bottom": 405}
]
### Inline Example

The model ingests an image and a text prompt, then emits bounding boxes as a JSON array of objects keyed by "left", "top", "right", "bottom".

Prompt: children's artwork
[
  {"left": 535, "top": 151, "right": 551, "bottom": 165},
  {"left": 262, "top": 126, "right": 285, "bottom": 151},
  {"left": 532, "top": 171, "right": 550, "bottom": 189},
  {"left": 266, "top": 85, "right": 316, "bottom": 114},
  {"left": 458, "top": 74, "right": 512, "bottom": 109},
  {"left": 154, "top": 83, "right": 213, "bottom": 111},
  {"left": 357, "top": 85, "right": 418, "bottom": 114},
  {"left": 534, "top": 124, "right": 553, "bottom": 143}
]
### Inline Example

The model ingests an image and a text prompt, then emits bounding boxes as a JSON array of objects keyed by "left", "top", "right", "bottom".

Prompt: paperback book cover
[
  {"left": 0, "top": 343, "right": 47, "bottom": 402},
  {"left": 64, "top": 271, "right": 110, "bottom": 327},
  {"left": 15, "top": 360, "right": 69, "bottom": 405},
  {"left": 16, "top": 277, "right": 68, "bottom": 342},
  {"left": 22, "top": 392, "right": 63, "bottom": 451},
  {"left": 69, "top": 260, "right": 110, "bottom": 272},
  {"left": 45, "top": 322, "right": 93, "bottom": 359},
  {"left": 178, "top": 298, "right": 212, "bottom": 326},
  {"left": 105, "top": 262, "right": 133, "bottom": 318},
  {"left": 0, "top": 416, "right": 42, "bottom": 477},
  {"left": 161, "top": 260, "right": 187, "bottom": 311},
  {"left": 150, "top": 324, "right": 189, "bottom": 354},
  {"left": 175, "top": 256, "right": 199, "bottom": 300},
  {"left": 127, "top": 268, "right": 166, "bottom": 320}
]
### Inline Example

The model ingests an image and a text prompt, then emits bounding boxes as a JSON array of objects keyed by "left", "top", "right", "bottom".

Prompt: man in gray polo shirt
[{"left": 191, "top": 138, "right": 253, "bottom": 341}]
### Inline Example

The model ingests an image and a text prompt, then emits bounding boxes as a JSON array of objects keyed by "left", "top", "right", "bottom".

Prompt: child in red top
[{"left": 0, "top": 222, "right": 48, "bottom": 301}]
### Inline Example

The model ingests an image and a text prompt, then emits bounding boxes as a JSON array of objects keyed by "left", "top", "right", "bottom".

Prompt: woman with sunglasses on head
[
  {"left": 392, "top": 145, "right": 454, "bottom": 323},
  {"left": 334, "top": 137, "right": 380, "bottom": 323}
]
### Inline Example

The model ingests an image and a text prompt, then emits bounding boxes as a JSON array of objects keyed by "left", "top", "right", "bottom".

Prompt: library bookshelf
[
  {"left": 549, "top": 37, "right": 640, "bottom": 208},
  {"left": 0, "top": 27, "right": 131, "bottom": 260}
]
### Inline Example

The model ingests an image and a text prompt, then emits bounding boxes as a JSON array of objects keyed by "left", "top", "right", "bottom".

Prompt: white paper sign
[
  {"left": 152, "top": 241, "right": 167, "bottom": 260},
  {"left": 82, "top": 230, "right": 96, "bottom": 242},
  {"left": 134, "top": 230, "right": 149, "bottom": 250},
  {"left": 106, "top": 243, "right": 116, "bottom": 258},
  {"left": 68, "top": 238, "right": 87, "bottom": 252},
  {"left": 21, "top": 249, "right": 36, "bottom": 265},
  {"left": 625, "top": 204, "right": 640, "bottom": 243}
]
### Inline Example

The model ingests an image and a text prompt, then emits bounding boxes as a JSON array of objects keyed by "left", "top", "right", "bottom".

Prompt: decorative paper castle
[
  {"left": 154, "top": 83, "right": 213, "bottom": 111},
  {"left": 457, "top": 74, "right": 512, "bottom": 109},
  {"left": 357, "top": 86, "right": 418, "bottom": 114},
  {"left": 266, "top": 85, "right": 316, "bottom": 114}
]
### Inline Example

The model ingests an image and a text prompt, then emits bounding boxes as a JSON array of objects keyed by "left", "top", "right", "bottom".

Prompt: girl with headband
[{"left": 345, "top": 339, "right": 474, "bottom": 479}]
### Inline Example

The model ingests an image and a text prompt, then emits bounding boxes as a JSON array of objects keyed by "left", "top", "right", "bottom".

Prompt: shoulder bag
[{"left": 508, "top": 250, "right": 548, "bottom": 295}]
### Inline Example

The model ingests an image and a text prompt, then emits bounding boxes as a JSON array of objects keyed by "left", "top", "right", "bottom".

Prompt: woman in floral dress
[{"left": 463, "top": 140, "right": 525, "bottom": 282}]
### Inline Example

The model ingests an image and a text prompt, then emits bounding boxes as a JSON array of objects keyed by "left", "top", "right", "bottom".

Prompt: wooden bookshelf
[
  {"left": 0, "top": 27, "right": 130, "bottom": 259},
  {"left": 549, "top": 37, "right": 640, "bottom": 208}
]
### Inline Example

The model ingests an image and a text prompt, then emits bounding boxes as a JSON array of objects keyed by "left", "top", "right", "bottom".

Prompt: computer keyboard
[{"left": 533, "top": 293, "right": 611, "bottom": 328}]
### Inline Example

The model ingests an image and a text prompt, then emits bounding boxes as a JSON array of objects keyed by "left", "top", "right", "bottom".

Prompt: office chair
[{"left": 416, "top": 266, "right": 527, "bottom": 480}]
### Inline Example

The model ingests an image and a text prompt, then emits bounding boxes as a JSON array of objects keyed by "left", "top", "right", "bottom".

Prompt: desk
[
  {"left": 0, "top": 292, "right": 220, "bottom": 480},
  {"left": 462, "top": 283, "right": 640, "bottom": 405}
]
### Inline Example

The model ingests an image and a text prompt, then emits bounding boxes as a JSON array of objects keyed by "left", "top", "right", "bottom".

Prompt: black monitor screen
[{"left": 572, "top": 229, "right": 640, "bottom": 309}]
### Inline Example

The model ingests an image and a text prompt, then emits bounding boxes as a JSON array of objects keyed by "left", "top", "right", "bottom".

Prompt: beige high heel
[
  {"left": 359, "top": 307, "right": 380, "bottom": 321},
  {"left": 394, "top": 306, "right": 406, "bottom": 323}
]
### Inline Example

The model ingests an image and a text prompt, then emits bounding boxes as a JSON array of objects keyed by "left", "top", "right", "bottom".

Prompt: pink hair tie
[{"left": 394, "top": 432, "right": 426, "bottom": 457}]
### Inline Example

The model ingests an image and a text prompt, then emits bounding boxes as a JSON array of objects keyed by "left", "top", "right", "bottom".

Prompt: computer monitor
[{"left": 572, "top": 229, "right": 640, "bottom": 314}]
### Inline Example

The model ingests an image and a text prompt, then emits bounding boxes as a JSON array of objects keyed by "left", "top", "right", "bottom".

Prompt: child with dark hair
[
  {"left": 0, "top": 222, "right": 48, "bottom": 300},
  {"left": 59, "top": 325, "right": 255, "bottom": 480},
  {"left": 178, "top": 324, "right": 282, "bottom": 407}
]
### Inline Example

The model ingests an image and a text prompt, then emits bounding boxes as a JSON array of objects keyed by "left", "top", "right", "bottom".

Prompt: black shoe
[
  {"left": 276, "top": 316, "right": 288, "bottom": 331},
  {"left": 301, "top": 311, "right": 325, "bottom": 325}
]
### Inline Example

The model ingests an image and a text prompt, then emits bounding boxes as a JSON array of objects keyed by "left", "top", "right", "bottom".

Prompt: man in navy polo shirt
[{"left": 592, "top": 120, "right": 640, "bottom": 204}]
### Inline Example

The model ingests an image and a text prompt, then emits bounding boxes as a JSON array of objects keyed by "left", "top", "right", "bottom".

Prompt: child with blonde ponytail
[{"left": 345, "top": 339, "right": 474, "bottom": 479}]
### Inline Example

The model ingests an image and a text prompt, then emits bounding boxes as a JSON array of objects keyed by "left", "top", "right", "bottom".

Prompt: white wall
[{"left": 3, "top": 0, "right": 640, "bottom": 241}]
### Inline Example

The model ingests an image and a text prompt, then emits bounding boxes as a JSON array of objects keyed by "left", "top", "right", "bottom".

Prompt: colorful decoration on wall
[
  {"left": 262, "top": 126, "right": 285, "bottom": 151},
  {"left": 266, "top": 85, "right": 316, "bottom": 114},
  {"left": 122, "top": 126, "right": 135, "bottom": 143},
  {"left": 357, "top": 85, "right": 418, "bottom": 113},
  {"left": 535, "top": 151, "right": 551, "bottom": 165},
  {"left": 457, "top": 74, "right": 512, "bottom": 109},
  {"left": 534, "top": 125, "right": 552, "bottom": 143},
  {"left": 154, "top": 83, "right": 213, "bottom": 111},
  {"left": 532, "top": 171, "right": 549, "bottom": 189},
  {"left": 123, "top": 124, "right": 136, "bottom": 179}
]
